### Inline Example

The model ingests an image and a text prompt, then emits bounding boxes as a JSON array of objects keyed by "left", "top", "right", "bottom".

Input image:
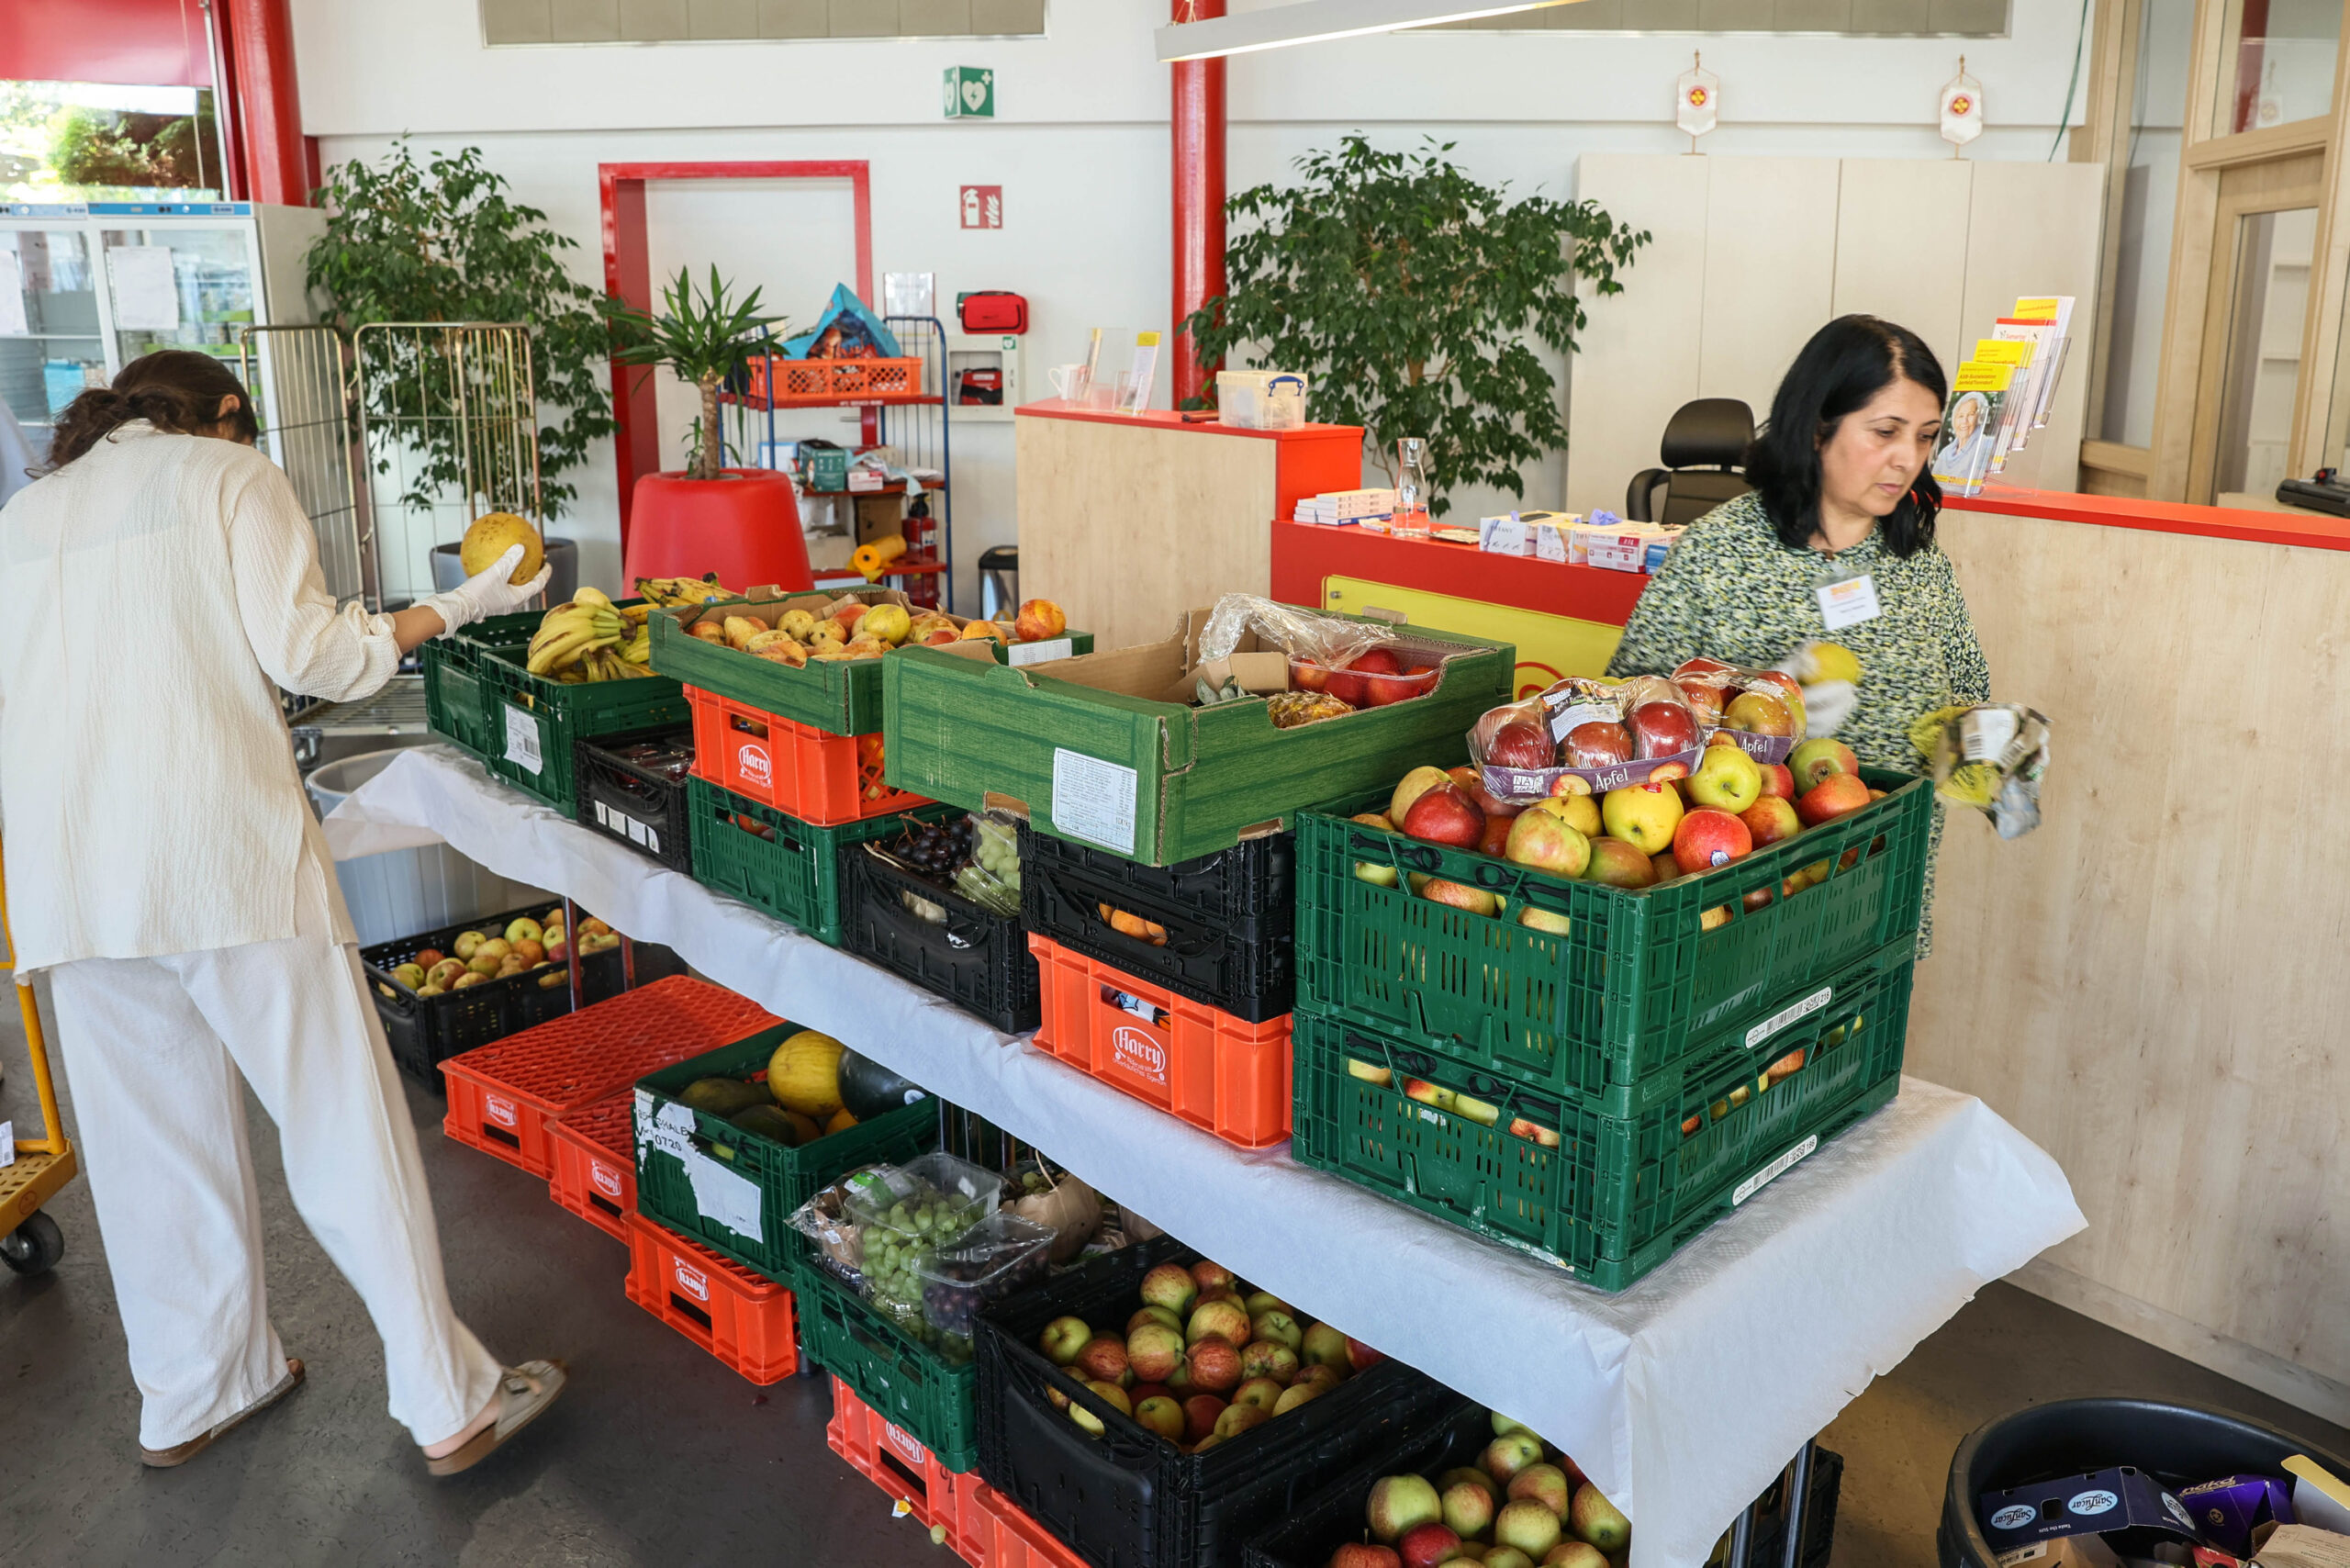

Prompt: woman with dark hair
[
  {"left": 0, "top": 350, "right": 566, "bottom": 1473},
  {"left": 1605, "top": 315, "right": 1989, "bottom": 954}
]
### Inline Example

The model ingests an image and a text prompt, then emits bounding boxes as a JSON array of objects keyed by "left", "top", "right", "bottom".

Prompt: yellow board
[{"left": 1321, "top": 577, "right": 1624, "bottom": 700}]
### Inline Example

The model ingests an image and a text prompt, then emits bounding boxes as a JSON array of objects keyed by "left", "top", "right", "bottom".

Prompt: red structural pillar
[
  {"left": 223, "top": 0, "right": 308, "bottom": 205},
  {"left": 1169, "top": 0, "right": 1226, "bottom": 409}
]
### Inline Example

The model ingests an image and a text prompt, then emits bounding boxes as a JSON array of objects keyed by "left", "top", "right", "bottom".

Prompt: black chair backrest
[{"left": 1627, "top": 398, "right": 1757, "bottom": 526}]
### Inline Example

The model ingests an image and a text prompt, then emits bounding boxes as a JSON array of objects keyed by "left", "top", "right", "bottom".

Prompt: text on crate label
[
  {"left": 1746, "top": 986, "right": 1832, "bottom": 1050},
  {"left": 670, "top": 1257, "right": 711, "bottom": 1303},
  {"left": 1732, "top": 1135, "right": 1818, "bottom": 1205},
  {"left": 591, "top": 1162, "right": 623, "bottom": 1199},
  {"left": 735, "top": 743, "right": 772, "bottom": 790},
  {"left": 486, "top": 1094, "right": 518, "bottom": 1128},
  {"left": 884, "top": 1422, "right": 926, "bottom": 1467},
  {"left": 1110, "top": 1025, "right": 1168, "bottom": 1085}
]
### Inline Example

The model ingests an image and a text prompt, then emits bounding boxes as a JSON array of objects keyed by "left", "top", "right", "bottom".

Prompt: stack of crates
[{"left": 1285, "top": 767, "right": 1935, "bottom": 1290}]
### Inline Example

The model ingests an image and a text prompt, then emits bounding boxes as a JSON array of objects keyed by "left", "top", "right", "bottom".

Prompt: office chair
[{"left": 1625, "top": 398, "right": 1755, "bottom": 525}]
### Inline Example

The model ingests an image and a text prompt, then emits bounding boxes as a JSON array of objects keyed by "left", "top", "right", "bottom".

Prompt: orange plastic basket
[
  {"left": 744, "top": 356, "right": 923, "bottom": 406},
  {"left": 968, "top": 1479, "right": 1090, "bottom": 1568},
  {"left": 686, "top": 684, "right": 928, "bottom": 825},
  {"left": 546, "top": 1090, "right": 634, "bottom": 1241},
  {"left": 440, "top": 977, "right": 780, "bottom": 1179},
  {"left": 826, "top": 1376, "right": 987, "bottom": 1562},
  {"left": 1027, "top": 934, "right": 1293, "bottom": 1148},
  {"left": 623, "top": 1212, "right": 799, "bottom": 1384}
]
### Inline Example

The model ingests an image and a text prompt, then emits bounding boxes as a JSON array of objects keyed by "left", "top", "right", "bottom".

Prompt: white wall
[{"left": 292, "top": 0, "right": 2098, "bottom": 601}]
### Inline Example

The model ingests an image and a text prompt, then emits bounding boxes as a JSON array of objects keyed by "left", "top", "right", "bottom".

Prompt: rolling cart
[{"left": 0, "top": 843, "right": 73, "bottom": 1276}]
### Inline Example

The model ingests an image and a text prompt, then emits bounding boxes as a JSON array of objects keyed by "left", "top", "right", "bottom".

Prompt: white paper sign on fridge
[
  {"left": 108, "top": 246, "right": 181, "bottom": 331},
  {"left": 0, "top": 254, "right": 28, "bottom": 338}
]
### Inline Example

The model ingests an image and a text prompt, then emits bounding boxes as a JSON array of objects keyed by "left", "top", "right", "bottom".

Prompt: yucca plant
[{"left": 602, "top": 266, "right": 785, "bottom": 482}]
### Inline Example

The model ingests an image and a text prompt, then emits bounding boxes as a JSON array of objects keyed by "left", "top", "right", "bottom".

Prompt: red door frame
[{"left": 599, "top": 160, "right": 874, "bottom": 547}]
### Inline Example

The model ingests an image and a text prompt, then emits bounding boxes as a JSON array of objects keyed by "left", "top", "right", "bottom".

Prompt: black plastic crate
[
  {"left": 840, "top": 828, "right": 1040, "bottom": 1034},
  {"left": 976, "top": 1235, "right": 1454, "bottom": 1568},
  {"left": 362, "top": 902, "right": 682, "bottom": 1087},
  {"left": 1019, "top": 823, "right": 1295, "bottom": 1024},
  {"left": 1242, "top": 1396, "right": 1844, "bottom": 1568},
  {"left": 576, "top": 725, "right": 695, "bottom": 874}
]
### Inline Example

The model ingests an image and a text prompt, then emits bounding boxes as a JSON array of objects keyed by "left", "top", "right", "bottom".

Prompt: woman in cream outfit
[{"left": 0, "top": 351, "right": 564, "bottom": 1474}]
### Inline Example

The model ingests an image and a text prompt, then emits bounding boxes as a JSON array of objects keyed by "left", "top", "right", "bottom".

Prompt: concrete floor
[{"left": 4, "top": 987, "right": 2344, "bottom": 1568}]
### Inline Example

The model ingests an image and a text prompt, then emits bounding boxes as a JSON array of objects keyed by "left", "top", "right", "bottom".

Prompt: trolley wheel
[{"left": 1, "top": 1210, "right": 63, "bottom": 1276}]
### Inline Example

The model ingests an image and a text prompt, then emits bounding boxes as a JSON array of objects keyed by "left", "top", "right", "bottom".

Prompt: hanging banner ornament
[
  {"left": 1676, "top": 52, "right": 1719, "bottom": 144},
  {"left": 1940, "top": 58, "right": 1985, "bottom": 151}
]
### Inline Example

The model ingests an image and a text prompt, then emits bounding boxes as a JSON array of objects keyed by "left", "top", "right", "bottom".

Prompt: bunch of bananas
[
  {"left": 633, "top": 574, "right": 735, "bottom": 609},
  {"left": 528, "top": 588, "right": 655, "bottom": 683}
]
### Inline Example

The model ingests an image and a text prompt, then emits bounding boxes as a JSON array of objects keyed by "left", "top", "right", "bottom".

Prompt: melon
[
  {"left": 767, "top": 1028, "right": 845, "bottom": 1119},
  {"left": 459, "top": 511, "right": 544, "bottom": 585}
]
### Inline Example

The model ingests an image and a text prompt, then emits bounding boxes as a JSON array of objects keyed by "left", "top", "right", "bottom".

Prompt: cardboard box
[
  {"left": 1998, "top": 1535, "right": 2124, "bottom": 1567},
  {"left": 880, "top": 608, "right": 1511, "bottom": 865},
  {"left": 1981, "top": 1467, "right": 2202, "bottom": 1557},
  {"left": 649, "top": 588, "right": 1093, "bottom": 738}
]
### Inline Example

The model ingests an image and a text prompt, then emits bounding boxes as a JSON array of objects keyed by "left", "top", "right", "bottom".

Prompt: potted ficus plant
[{"left": 603, "top": 265, "right": 811, "bottom": 590}]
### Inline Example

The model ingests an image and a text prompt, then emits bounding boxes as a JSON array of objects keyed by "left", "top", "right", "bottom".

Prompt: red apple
[
  {"left": 1797, "top": 772, "right": 1871, "bottom": 825},
  {"left": 1423, "top": 879, "right": 1500, "bottom": 917},
  {"left": 1345, "top": 1336, "right": 1385, "bottom": 1372},
  {"left": 1182, "top": 1394, "right": 1228, "bottom": 1442},
  {"left": 1751, "top": 668, "right": 1804, "bottom": 706},
  {"left": 1628, "top": 700, "right": 1699, "bottom": 759},
  {"left": 1584, "top": 837, "right": 1655, "bottom": 888},
  {"left": 1673, "top": 810, "right": 1753, "bottom": 875},
  {"left": 1352, "top": 647, "right": 1402, "bottom": 677},
  {"left": 1563, "top": 722, "right": 1633, "bottom": 767},
  {"left": 1476, "top": 811, "right": 1517, "bottom": 858},
  {"left": 1787, "top": 737, "right": 1860, "bottom": 791},
  {"left": 1487, "top": 720, "right": 1557, "bottom": 771},
  {"left": 1757, "top": 763, "right": 1796, "bottom": 800},
  {"left": 1397, "top": 1522, "right": 1463, "bottom": 1568},
  {"left": 1292, "top": 658, "right": 1330, "bottom": 692},
  {"left": 1401, "top": 784, "right": 1485, "bottom": 848},
  {"left": 1447, "top": 765, "right": 1480, "bottom": 790},
  {"left": 1675, "top": 679, "right": 1726, "bottom": 722},
  {"left": 1326, "top": 1547, "right": 1401, "bottom": 1568},
  {"left": 1739, "top": 795, "right": 1803, "bottom": 848},
  {"left": 1722, "top": 690, "right": 1793, "bottom": 736}
]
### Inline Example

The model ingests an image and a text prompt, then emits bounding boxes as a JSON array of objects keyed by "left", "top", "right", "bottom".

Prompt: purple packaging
[{"left": 2177, "top": 1475, "right": 2293, "bottom": 1559}]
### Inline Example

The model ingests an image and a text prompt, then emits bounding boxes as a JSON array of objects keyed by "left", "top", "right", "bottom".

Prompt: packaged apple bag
[
  {"left": 1470, "top": 673, "right": 1707, "bottom": 803},
  {"left": 1671, "top": 657, "right": 1808, "bottom": 765}
]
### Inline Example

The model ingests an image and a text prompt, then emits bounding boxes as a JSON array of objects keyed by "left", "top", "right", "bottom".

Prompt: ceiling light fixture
[{"left": 1156, "top": 0, "right": 1579, "bottom": 62}]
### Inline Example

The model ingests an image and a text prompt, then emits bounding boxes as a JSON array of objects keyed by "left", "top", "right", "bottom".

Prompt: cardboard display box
[
  {"left": 881, "top": 607, "right": 1510, "bottom": 866},
  {"left": 650, "top": 586, "right": 1092, "bottom": 737}
]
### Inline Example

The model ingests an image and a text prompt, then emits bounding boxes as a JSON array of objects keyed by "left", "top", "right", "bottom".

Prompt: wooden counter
[
  {"left": 1014, "top": 400, "right": 1362, "bottom": 650},
  {"left": 1915, "top": 487, "right": 2350, "bottom": 1427}
]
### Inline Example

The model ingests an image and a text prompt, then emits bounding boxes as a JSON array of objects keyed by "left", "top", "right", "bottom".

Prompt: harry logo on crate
[
  {"left": 592, "top": 1162, "right": 623, "bottom": 1200},
  {"left": 1111, "top": 1025, "right": 1167, "bottom": 1086},
  {"left": 671, "top": 1258, "right": 711, "bottom": 1304},
  {"left": 487, "top": 1094, "right": 518, "bottom": 1128},
  {"left": 736, "top": 743, "right": 772, "bottom": 790},
  {"left": 885, "top": 1422, "right": 925, "bottom": 1468}
]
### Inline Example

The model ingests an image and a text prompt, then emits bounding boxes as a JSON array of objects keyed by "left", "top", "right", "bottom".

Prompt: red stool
[{"left": 623, "top": 468, "right": 812, "bottom": 590}]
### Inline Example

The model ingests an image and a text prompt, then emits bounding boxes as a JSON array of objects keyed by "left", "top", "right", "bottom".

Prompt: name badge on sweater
[{"left": 1815, "top": 573, "right": 1880, "bottom": 632}]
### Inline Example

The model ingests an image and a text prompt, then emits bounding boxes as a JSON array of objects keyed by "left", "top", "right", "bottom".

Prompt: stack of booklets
[
  {"left": 1932, "top": 295, "right": 2073, "bottom": 496},
  {"left": 1292, "top": 488, "right": 1397, "bottom": 524}
]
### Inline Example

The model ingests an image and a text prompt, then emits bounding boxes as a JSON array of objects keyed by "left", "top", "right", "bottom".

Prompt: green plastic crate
[
  {"left": 1295, "top": 768, "right": 1931, "bottom": 1110},
  {"left": 467, "top": 606, "right": 689, "bottom": 815},
  {"left": 882, "top": 611, "right": 1512, "bottom": 867},
  {"left": 1290, "top": 937, "right": 1913, "bottom": 1290},
  {"left": 650, "top": 590, "right": 1094, "bottom": 738},
  {"left": 685, "top": 777, "right": 955, "bottom": 946},
  {"left": 421, "top": 636, "right": 500, "bottom": 759},
  {"left": 795, "top": 1249, "right": 980, "bottom": 1473},
  {"left": 632, "top": 1027, "right": 937, "bottom": 1279}
]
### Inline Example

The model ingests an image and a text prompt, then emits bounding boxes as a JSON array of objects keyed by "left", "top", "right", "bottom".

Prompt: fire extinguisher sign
[{"left": 959, "top": 186, "right": 1003, "bottom": 230}]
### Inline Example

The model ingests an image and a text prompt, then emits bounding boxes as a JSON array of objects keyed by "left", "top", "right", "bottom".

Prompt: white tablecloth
[{"left": 326, "top": 745, "right": 2085, "bottom": 1568}]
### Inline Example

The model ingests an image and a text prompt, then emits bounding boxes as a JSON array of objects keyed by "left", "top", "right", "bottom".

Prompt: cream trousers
[{"left": 47, "top": 930, "right": 504, "bottom": 1450}]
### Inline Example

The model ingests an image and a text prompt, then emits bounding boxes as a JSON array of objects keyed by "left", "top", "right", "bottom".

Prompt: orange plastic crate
[
  {"left": 440, "top": 977, "right": 780, "bottom": 1178},
  {"left": 623, "top": 1213, "right": 799, "bottom": 1384},
  {"left": 745, "top": 356, "right": 923, "bottom": 405},
  {"left": 968, "top": 1480, "right": 1089, "bottom": 1568},
  {"left": 686, "top": 685, "right": 929, "bottom": 825},
  {"left": 827, "top": 1376, "right": 987, "bottom": 1562},
  {"left": 546, "top": 1090, "right": 635, "bottom": 1241},
  {"left": 1027, "top": 934, "right": 1293, "bottom": 1148}
]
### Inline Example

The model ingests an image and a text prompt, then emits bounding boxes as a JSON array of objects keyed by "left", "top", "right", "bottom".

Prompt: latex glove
[{"left": 420, "top": 545, "right": 553, "bottom": 636}]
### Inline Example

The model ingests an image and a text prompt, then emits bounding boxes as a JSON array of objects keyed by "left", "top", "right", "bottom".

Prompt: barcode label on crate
[
  {"left": 503, "top": 705, "right": 543, "bottom": 775},
  {"left": 1052, "top": 748, "right": 1137, "bottom": 856},
  {"left": 1733, "top": 1135, "right": 1818, "bottom": 1205},
  {"left": 1008, "top": 637, "right": 1072, "bottom": 667},
  {"left": 1745, "top": 985, "right": 1831, "bottom": 1050}
]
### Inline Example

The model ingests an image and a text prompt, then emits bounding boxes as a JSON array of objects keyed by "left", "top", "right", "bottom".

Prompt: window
[
  {"left": 0, "top": 80, "right": 225, "bottom": 203},
  {"left": 2215, "top": 0, "right": 2338, "bottom": 134},
  {"left": 482, "top": 0, "right": 1046, "bottom": 44}
]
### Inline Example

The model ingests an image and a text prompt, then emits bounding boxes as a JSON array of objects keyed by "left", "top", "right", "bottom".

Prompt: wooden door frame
[{"left": 2183, "top": 158, "right": 2326, "bottom": 502}]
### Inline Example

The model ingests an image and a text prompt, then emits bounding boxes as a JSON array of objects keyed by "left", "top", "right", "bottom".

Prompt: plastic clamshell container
[{"left": 912, "top": 1212, "right": 1056, "bottom": 1358}]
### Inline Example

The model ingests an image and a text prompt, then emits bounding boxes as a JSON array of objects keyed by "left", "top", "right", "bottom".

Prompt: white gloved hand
[
  {"left": 1773, "top": 643, "right": 1859, "bottom": 740},
  {"left": 420, "top": 545, "right": 553, "bottom": 636}
]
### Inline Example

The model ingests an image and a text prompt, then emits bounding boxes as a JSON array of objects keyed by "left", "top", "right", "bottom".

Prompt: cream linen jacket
[{"left": 0, "top": 422, "right": 400, "bottom": 972}]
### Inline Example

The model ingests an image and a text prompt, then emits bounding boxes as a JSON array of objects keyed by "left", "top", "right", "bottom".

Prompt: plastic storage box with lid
[{"left": 882, "top": 608, "right": 1509, "bottom": 867}]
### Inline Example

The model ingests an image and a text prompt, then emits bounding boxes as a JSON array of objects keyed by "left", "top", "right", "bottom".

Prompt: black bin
[{"left": 1940, "top": 1396, "right": 2350, "bottom": 1567}]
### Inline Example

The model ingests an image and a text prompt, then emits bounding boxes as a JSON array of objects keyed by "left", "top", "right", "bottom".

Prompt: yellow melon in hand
[{"left": 459, "top": 512, "right": 544, "bottom": 585}]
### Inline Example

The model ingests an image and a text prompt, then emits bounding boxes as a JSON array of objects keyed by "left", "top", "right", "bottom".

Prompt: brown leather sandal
[
  {"left": 141, "top": 1358, "right": 306, "bottom": 1468},
  {"left": 423, "top": 1360, "right": 567, "bottom": 1477}
]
